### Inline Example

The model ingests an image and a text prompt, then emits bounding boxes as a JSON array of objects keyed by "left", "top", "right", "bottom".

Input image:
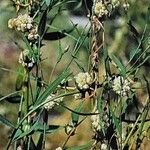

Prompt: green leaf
[
  {"left": 111, "top": 54, "right": 126, "bottom": 77},
  {"left": 12, "top": 122, "right": 60, "bottom": 142},
  {"left": 22, "top": 35, "right": 33, "bottom": 51},
  {"left": 38, "top": 9, "right": 47, "bottom": 37},
  {"left": 97, "top": 93, "right": 104, "bottom": 114},
  {"left": 34, "top": 69, "right": 71, "bottom": 107},
  {"left": 15, "top": 67, "right": 24, "bottom": 91},
  {"left": 103, "top": 48, "right": 111, "bottom": 75},
  {"left": 0, "top": 114, "right": 15, "bottom": 128},
  {"left": 110, "top": 107, "right": 121, "bottom": 136},
  {"left": 43, "top": 24, "right": 77, "bottom": 41},
  {"left": 13, "top": 128, "right": 32, "bottom": 142},
  {"left": 84, "top": 0, "right": 93, "bottom": 15},
  {"left": 0, "top": 91, "right": 20, "bottom": 103},
  {"left": 66, "top": 142, "right": 92, "bottom": 150},
  {"left": 128, "top": 20, "right": 139, "bottom": 38},
  {"left": 129, "top": 48, "right": 141, "bottom": 62},
  {"left": 12, "top": 129, "right": 23, "bottom": 141},
  {"left": 5, "top": 95, "right": 21, "bottom": 104},
  {"left": 36, "top": 134, "right": 44, "bottom": 150},
  {"left": 74, "top": 59, "right": 85, "bottom": 72},
  {"left": 73, "top": 0, "right": 82, "bottom": 10},
  {"left": 33, "top": 123, "right": 60, "bottom": 133},
  {"left": 45, "top": 0, "right": 51, "bottom": 6},
  {"left": 71, "top": 103, "right": 83, "bottom": 126}
]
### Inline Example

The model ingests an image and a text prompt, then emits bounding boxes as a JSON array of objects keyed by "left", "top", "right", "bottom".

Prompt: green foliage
[
  {"left": 0, "top": 0, "right": 149, "bottom": 149},
  {"left": 66, "top": 141, "right": 92, "bottom": 150},
  {"left": 111, "top": 54, "right": 126, "bottom": 77},
  {"left": 0, "top": 114, "right": 15, "bottom": 129}
]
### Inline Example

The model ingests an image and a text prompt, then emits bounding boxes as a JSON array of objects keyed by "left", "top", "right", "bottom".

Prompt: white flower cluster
[
  {"left": 112, "top": 76, "right": 130, "bottom": 96},
  {"left": 75, "top": 72, "right": 93, "bottom": 90},
  {"left": 44, "top": 95, "right": 63, "bottom": 111},
  {"left": 123, "top": 2, "right": 130, "bottom": 10},
  {"left": 101, "top": 143, "right": 108, "bottom": 150},
  {"left": 17, "top": 146, "right": 22, "bottom": 150},
  {"left": 91, "top": 110, "right": 101, "bottom": 131},
  {"left": 8, "top": 14, "right": 33, "bottom": 32},
  {"left": 8, "top": 14, "right": 39, "bottom": 41},
  {"left": 94, "top": 1, "right": 108, "bottom": 18},
  {"left": 74, "top": 93, "right": 82, "bottom": 100},
  {"left": 112, "top": 0, "right": 120, "bottom": 8},
  {"left": 55, "top": 147, "right": 62, "bottom": 150},
  {"left": 28, "top": 28, "right": 39, "bottom": 41},
  {"left": 18, "top": 49, "right": 35, "bottom": 68}
]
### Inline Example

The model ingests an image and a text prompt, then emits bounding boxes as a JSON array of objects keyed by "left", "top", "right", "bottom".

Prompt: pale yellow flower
[
  {"left": 75, "top": 72, "right": 92, "bottom": 90},
  {"left": 94, "top": 2, "right": 108, "bottom": 18}
]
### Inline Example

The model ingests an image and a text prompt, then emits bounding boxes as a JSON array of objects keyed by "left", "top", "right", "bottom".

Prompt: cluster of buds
[
  {"left": 18, "top": 49, "right": 35, "bottom": 69},
  {"left": 123, "top": 1, "right": 130, "bottom": 10},
  {"left": 28, "top": 28, "right": 38, "bottom": 40},
  {"left": 112, "top": 76, "right": 130, "bottom": 96},
  {"left": 75, "top": 72, "right": 93, "bottom": 90},
  {"left": 8, "top": 14, "right": 33, "bottom": 32},
  {"left": 74, "top": 93, "right": 82, "bottom": 100},
  {"left": 55, "top": 147, "right": 62, "bottom": 150},
  {"left": 101, "top": 143, "right": 108, "bottom": 150},
  {"left": 94, "top": 1, "right": 108, "bottom": 18},
  {"left": 44, "top": 95, "right": 63, "bottom": 111},
  {"left": 8, "top": 14, "right": 38, "bottom": 41},
  {"left": 112, "top": 0, "right": 120, "bottom": 8},
  {"left": 91, "top": 110, "right": 101, "bottom": 131}
]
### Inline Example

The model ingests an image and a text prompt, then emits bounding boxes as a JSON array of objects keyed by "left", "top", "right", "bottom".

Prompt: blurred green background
[{"left": 0, "top": 0, "right": 150, "bottom": 149}]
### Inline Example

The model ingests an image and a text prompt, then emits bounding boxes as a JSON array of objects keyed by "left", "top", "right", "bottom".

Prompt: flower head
[
  {"left": 75, "top": 72, "right": 92, "bottom": 90},
  {"left": 123, "top": 2, "right": 130, "bottom": 10},
  {"left": 74, "top": 93, "right": 82, "bottom": 100},
  {"left": 112, "top": 76, "right": 130, "bottom": 96},
  {"left": 28, "top": 28, "right": 39, "bottom": 40},
  {"left": 101, "top": 143, "right": 107, "bottom": 150},
  {"left": 112, "top": 0, "right": 120, "bottom": 8},
  {"left": 44, "top": 95, "right": 63, "bottom": 110},
  {"left": 55, "top": 147, "right": 62, "bottom": 150},
  {"left": 18, "top": 49, "right": 35, "bottom": 68},
  {"left": 8, "top": 14, "right": 33, "bottom": 32},
  {"left": 91, "top": 110, "right": 101, "bottom": 131},
  {"left": 94, "top": 2, "right": 108, "bottom": 18}
]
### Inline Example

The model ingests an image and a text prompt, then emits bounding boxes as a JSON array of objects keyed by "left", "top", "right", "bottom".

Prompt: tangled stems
[{"left": 2, "top": 0, "right": 150, "bottom": 149}]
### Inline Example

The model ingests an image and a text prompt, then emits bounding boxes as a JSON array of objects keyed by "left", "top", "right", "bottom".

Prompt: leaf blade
[{"left": 0, "top": 114, "right": 15, "bottom": 128}]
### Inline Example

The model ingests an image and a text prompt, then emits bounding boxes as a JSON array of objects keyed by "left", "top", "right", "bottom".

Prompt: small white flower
[
  {"left": 101, "top": 143, "right": 107, "bottom": 150},
  {"left": 75, "top": 72, "right": 92, "bottom": 90},
  {"left": 18, "top": 49, "right": 35, "bottom": 68},
  {"left": 112, "top": 0, "right": 120, "bottom": 8},
  {"left": 55, "top": 147, "right": 62, "bottom": 150},
  {"left": 44, "top": 95, "right": 63, "bottom": 110},
  {"left": 74, "top": 93, "right": 82, "bottom": 100},
  {"left": 28, "top": 28, "right": 39, "bottom": 40},
  {"left": 91, "top": 110, "right": 101, "bottom": 131},
  {"left": 27, "top": 23, "right": 32, "bottom": 30},
  {"left": 17, "top": 146, "right": 23, "bottom": 150},
  {"left": 8, "top": 14, "right": 33, "bottom": 32},
  {"left": 94, "top": 2, "right": 108, "bottom": 18},
  {"left": 123, "top": 2, "right": 130, "bottom": 10},
  {"left": 112, "top": 76, "right": 130, "bottom": 96},
  {"left": 28, "top": 62, "right": 34, "bottom": 68}
]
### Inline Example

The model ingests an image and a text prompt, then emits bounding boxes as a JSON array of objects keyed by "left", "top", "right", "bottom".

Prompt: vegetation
[{"left": 0, "top": 0, "right": 150, "bottom": 149}]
